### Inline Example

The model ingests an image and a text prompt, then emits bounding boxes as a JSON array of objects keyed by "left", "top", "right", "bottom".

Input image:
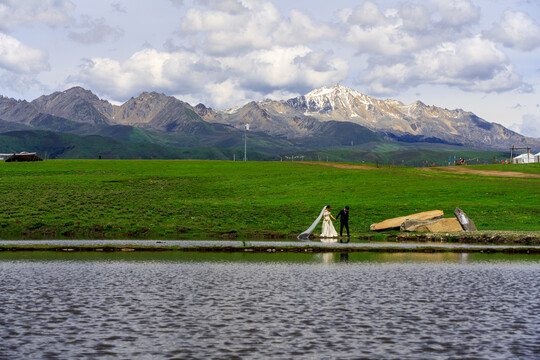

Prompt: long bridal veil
[{"left": 297, "top": 206, "right": 327, "bottom": 240}]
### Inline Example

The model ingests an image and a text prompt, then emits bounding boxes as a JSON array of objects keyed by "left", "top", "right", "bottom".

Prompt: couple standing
[
  {"left": 321, "top": 205, "right": 350, "bottom": 238},
  {"left": 298, "top": 205, "right": 350, "bottom": 241}
]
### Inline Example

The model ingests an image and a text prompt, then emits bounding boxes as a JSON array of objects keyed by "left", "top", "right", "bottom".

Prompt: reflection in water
[
  {"left": 320, "top": 252, "right": 337, "bottom": 264},
  {"left": 319, "top": 252, "right": 349, "bottom": 264},
  {"left": 379, "top": 252, "right": 470, "bottom": 263},
  {"left": 0, "top": 252, "right": 538, "bottom": 359}
]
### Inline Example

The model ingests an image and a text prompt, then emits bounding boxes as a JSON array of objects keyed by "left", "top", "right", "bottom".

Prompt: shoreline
[
  {"left": 1, "top": 231, "right": 538, "bottom": 244},
  {"left": 1, "top": 240, "right": 539, "bottom": 254}
]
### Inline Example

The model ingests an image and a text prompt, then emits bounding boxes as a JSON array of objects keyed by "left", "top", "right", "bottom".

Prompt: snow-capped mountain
[
  {"left": 291, "top": 84, "right": 383, "bottom": 117},
  {"left": 1, "top": 85, "right": 538, "bottom": 151},
  {"left": 198, "top": 84, "right": 536, "bottom": 150}
]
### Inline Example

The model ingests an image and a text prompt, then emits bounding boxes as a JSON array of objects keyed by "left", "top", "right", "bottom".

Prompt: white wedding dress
[
  {"left": 298, "top": 207, "right": 338, "bottom": 242},
  {"left": 320, "top": 210, "right": 338, "bottom": 239}
]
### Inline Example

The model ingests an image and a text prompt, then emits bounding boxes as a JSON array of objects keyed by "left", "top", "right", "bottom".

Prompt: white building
[
  {"left": 512, "top": 153, "right": 536, "bottom": 164},
  {"left": 535, "top": 152, "right": 540, "bottom": 163}
]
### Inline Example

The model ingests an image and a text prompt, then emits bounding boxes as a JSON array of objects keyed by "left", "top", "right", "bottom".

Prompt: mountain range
[{"left": 0, "top": 85, "right": 538, "bottom": 158}]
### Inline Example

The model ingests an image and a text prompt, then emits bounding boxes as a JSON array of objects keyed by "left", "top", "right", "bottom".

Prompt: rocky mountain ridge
[
  {"left": 198, "top": 84, "right": 535, "bottom": 150},
  {"left": 0, "top": 85, "right": 538, "bottom": 151}
]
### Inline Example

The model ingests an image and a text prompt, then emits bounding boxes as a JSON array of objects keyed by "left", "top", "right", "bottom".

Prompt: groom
[{"left": 335, "top": 206, "right": 350, "bottom": 240}]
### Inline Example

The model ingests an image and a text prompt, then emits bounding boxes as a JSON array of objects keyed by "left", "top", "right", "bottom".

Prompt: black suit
[{"left": 335, "top": 209, "right": 350, "bottom": 237}]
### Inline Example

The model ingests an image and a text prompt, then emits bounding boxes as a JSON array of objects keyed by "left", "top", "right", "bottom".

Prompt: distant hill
[
  {"left": 0, "top": 130, "right": 275, "bottom": 160},
  {"left": 1, "top": 85, "right": 538, "bottom": 156},
  {"left": 0, "top": 130, "right": 511, "bottom": 167}
]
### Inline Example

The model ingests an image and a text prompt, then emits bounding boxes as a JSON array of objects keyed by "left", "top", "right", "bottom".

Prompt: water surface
[{"left": 1, "top": 252, "right": 538, "bottom": 359}]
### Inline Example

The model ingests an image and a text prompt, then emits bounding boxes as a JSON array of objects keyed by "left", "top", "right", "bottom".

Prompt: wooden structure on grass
[
  {"left": 509, "top": 146, "right": 534, "bottom": 164},
  {"left": 4, "top": 152, "right": 43, "bottom": 162}
]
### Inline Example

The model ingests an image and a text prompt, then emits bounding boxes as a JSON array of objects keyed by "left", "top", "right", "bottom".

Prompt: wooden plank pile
[{"left": 370, "top": 208, "right": 476, "bottom": 233}]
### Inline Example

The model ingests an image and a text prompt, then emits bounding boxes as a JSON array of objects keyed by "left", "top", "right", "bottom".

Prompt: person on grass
[{"left": 335, "top": 206, "right": 350, "bottom": 240}]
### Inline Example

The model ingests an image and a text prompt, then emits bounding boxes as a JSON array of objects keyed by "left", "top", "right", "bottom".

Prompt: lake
[{"left": 1, "top": 251, "right": 538, "bottom": 359}]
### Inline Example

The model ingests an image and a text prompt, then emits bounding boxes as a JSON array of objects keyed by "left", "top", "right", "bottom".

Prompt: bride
[
  {"left": 298, "top": 205, "right": 338, "bottom": 240},
  {"left": 321, "top": 205, "right": 338, "bottom": 238}
]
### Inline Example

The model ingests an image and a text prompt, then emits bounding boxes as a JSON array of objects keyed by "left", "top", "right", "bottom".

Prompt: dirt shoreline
[
  {"left": 1, "top": 230, "right": 538, "bottom": 244},
  {"left": 391, "top": 231, "right": 539, "bottom": 245},
  {"left": 1, "top": 244, "right": 538, "bottom": 254}
]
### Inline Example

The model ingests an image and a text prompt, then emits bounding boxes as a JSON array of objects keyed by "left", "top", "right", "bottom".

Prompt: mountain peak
[
  {"left": 304, "top": 84, "right": 363, "bottom": 99},
  {"left": 138, "top": 91, "right": 166, "bottom": 97},
  {"left": 61, "top": 86, "right": 101, "bottom": 100},
  {"left": 293, "top": 84, "right": 376, "bottom": 115}
]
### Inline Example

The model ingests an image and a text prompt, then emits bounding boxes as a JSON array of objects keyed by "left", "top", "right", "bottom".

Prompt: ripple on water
[{"left": 0, "top": 255, "right": 539, "bottom": 359}]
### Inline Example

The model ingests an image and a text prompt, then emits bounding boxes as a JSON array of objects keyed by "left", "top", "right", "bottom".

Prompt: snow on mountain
[{"left": 234, "top": 84, "right": 539, "bottom": 149}]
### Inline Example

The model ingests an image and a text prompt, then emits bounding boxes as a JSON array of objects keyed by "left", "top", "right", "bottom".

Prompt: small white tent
[
  {"left": 535, "top": 152, "right": 540, "bottom": 163},
  {"left": 512, "top": 153, "right": 535, "bottom": 164}
]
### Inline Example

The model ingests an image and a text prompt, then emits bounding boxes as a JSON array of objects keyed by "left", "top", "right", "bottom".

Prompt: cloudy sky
[{"left": 1, "top": 0, "right": 539, "bottom": 137}]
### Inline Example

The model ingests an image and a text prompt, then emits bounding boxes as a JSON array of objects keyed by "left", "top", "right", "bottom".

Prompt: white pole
[{"left": 244, "top": 128, "right": 247, "bottom": 161}]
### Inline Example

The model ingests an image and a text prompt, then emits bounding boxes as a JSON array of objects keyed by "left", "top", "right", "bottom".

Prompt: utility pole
[
  {"left": 509, "top": 146, "right": 531, "bottom": 164},
  {"left": 244, "top": 123, "right": 249, "bottom": 161}
]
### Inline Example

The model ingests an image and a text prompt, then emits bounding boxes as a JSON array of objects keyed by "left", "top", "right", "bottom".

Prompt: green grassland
[
  {"left": 286, "top": 149, "right": 512, "bottom": 167},
  {"left": 0, "top": 160, "right": 538, "bottom": 240}
]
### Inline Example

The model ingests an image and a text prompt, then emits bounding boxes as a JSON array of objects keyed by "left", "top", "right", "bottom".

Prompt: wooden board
[
  {"left": 401, "top": 218, "right": 464, "bottom": 233},
  {"left": 370, "top": 210, "right": 444, "bottom": 231}
]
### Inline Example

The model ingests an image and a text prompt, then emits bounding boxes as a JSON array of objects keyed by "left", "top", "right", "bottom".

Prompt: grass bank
[{"left": 0, "top": 160, "right": 538, "bottom": 240}]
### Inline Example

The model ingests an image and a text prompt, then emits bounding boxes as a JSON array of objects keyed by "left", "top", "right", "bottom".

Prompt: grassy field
[
  {"left": 287, "top": 148, "right": 512, "bottom": 167},
  {"left": 0, "top": 160, "right": 538, "bottom": 240}
]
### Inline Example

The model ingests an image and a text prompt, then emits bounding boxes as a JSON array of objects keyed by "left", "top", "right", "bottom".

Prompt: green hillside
[
  {"left": 0, "top": 129, "right": 519, "bottom": 167},
  {"left": 0, "top": 130, "right": 274, "bottom": 160}
]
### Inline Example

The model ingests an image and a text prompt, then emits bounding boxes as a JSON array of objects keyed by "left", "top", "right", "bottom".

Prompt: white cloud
[
  {"left": 344, "top": 22, "right": 419, "bottom": 55},
  {"left": 464, "top": 65, "right": 522, "bottom": 93},
  {"left": 341, "top": 1, "right": 387, "bottom": 26},
  {"left": 0, "top": 33, "right": 49, "bottom": 73},
  {"left": 362, "top": 36, "right": 522, "bottom": 95},
  {"left": 341, "top": 1, "right": 482, "bottom": 56},
  {"left": 68, "top": 16, "right": 124, "bottom": 44},
  {"left": 273, "top": 10, "right": 338, "bottom": 45},
  {"left": 341, "top": 2, "right": 416, "bottom": 55},
  {"left": 71, "top": 45, "right": 348, "bottom": 108},
  {"left": 433, "top": 0, "right": 480, "bottom": 28},
  {"left": 180, "top": 1, "right": 338, "bottom": 52},
  {"left": 72, "top": 49, "right": 206, "bottom": 99},
  {"left": 519, "top": 114, "right": 540, "bottom": 138},
  {"left": 399, "top": 3, "right": 431, "bottom": 32},
  {"left": 0, "top": 0, "right": 74, "bottom": 31},
  {"left": 222, "top": 46, "right": 348, "bottom": 93},
  {"left": 204, "top": 79, "right": 249, "bottom": 109},
  {"left": 0, "top": 32, "right": 48, "bottom": 94},
  {"left": 180, "top": 0, "right": 281, "bottom": 54},
  {"left": 181, "top": 7, "right": 246, "bottom": 33},
  {"left": 485, "top": 11, "right": 540, "bottom": 51},
  {"left": 0, "top": 70, "right": 43, "bottom": 93}
]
